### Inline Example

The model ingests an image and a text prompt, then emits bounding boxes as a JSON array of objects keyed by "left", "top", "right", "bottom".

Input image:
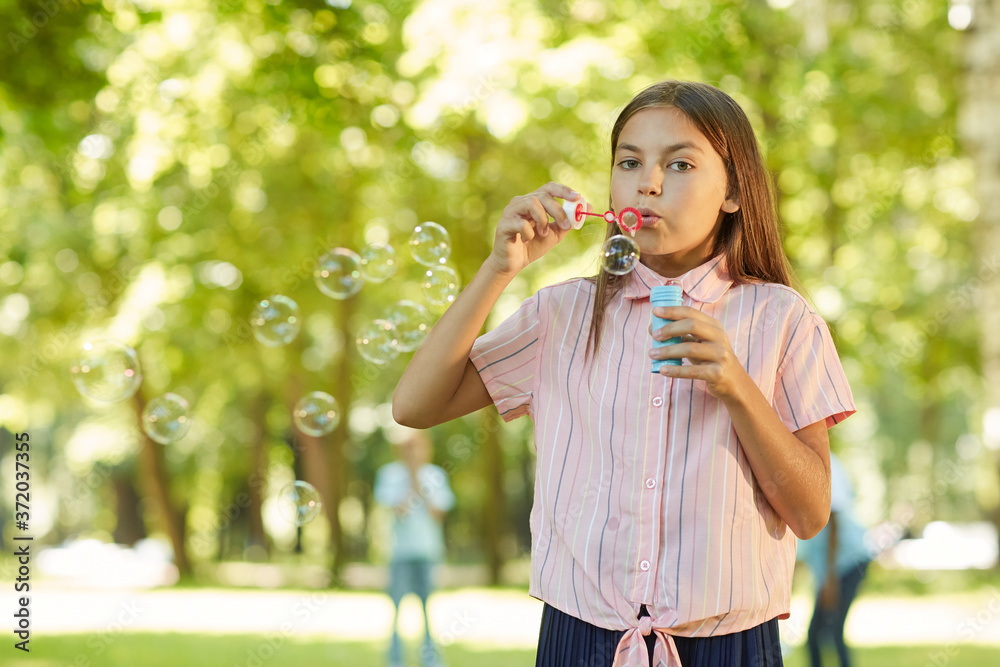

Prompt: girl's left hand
[{"left": 649, "top": 306, "right": 748, "bottom": 401}]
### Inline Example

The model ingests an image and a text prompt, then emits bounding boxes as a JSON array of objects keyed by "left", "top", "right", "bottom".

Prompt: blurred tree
[
  {"left": 0, "top": 0, "right": 993, "bottom": 584},
  {"left": 132, "top": 391, "right": 189, "bottom": 574},
  {"left": 111, "top": 471, "right": 147, "bottom": 546},
  {"left": 959, "top": 0, "right": 1000, "bottom": 556}
]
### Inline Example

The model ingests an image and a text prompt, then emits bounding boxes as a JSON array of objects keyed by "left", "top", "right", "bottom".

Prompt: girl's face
[{"left": 610, "top": 106, "right": 739, "bottom": 278}]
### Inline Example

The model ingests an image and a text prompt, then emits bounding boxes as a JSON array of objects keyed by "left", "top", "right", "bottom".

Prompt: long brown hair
[{"left": 586, "top": 80, "right": 793, "bottom": 360}]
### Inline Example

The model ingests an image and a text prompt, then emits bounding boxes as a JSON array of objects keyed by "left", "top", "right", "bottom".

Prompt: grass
[
  {"left": 10, "top": 634, "right": 1000, "bottom": 667},
  {"left": 795, "top": 646, "right": 1000, "bottom": 667}
]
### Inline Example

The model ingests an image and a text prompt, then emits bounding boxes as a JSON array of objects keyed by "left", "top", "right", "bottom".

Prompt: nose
[{"left": 638, "top": 164, "right": 662, "bottom": 197}]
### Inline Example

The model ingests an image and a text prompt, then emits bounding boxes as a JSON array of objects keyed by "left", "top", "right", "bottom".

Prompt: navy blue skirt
[{"left": 535, "top": 603, "right": 783, "bottom": 667}]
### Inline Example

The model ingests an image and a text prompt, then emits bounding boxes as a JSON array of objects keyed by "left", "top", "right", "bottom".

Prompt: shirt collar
[{"left": 623, "top": 255, "right": 733, "bottom": 304}]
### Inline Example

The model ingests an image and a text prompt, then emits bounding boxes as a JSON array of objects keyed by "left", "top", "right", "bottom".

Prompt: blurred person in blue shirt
[
  {"left": 798, "top": 452, "right": 872, "bottom": 667},
  {"left": 375, "top": 427, "right": 455, "bottom": 667}
]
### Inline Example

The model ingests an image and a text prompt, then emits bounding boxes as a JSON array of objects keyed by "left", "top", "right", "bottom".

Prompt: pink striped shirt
[{"left": 470, "top": 256, "right": 855, "bottom": 665}]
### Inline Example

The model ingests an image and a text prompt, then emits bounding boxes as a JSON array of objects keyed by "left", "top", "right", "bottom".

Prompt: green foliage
[
  {"left": 0, "top": 0, "right": 989, "bottom": 565},
  {"left": 4, "top": 632, "right": 535, "bottom": 667}
]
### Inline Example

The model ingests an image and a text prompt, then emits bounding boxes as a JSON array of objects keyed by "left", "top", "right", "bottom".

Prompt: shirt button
[
  {"left": 639, "top": 560, "right": 651, "bottom": 572},
  {"left": 645, "top": 478, "right": 656, "bottom": 489},
  {"left": 652, "top": 396, "right": 663, "bottom": 407}
]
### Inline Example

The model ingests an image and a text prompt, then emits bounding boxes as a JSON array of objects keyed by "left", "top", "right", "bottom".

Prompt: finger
[
  {"left": 651, "top": 321, "right": 679, "bottom": 339},
  {"left": 526, "top": 197, "right": 554, "bottom": 237},
  {"left": 538, "top": 181, "right": 580, "bottom": 202},
  {"left": 650, "top": 341, "right": 718, "bottom": 362},
  {"left": 651, "top": 319, "right": 691, "bottom": 341},
  {"left": 658, "top": 364, "right": 704, "bottom": 379},
  {"left": 524, "top": 196, "right": 549, "bottom": 226},
  {"left": 650, "top": 326, "right": 699, "bottom": 340},
  {"left": 498, "top": 216, "right": 533, "bottom": 243},
  {"left": 516, "top": 219, "right": 535, "bottom": 243},
  {"left": 534, "top": 192, "right": 573, "bottom": 230},
  {"left": 653, "top": 318, "right": 716, "bottom": 342},
  {"left": 651, "top": 306, "right": 714, "bottom": 322},
  {"left": 505, "top": 194, "right": 548, "bottom": 226},
  {"left": 502, "top": 203, "right": 544, "bottom": 241}
]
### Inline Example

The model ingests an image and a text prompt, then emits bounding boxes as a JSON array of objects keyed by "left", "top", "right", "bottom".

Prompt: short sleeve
[
  {"left": 469, "top": 292, "right": 542, "bottom": 422},
  {"left": 774, "top": 314, "right": 856, "bottom": 432}
]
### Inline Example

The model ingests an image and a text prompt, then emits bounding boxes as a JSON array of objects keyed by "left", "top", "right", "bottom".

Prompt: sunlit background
[{"left": 1, "top": 0, "right": 999, "bottom": 665}]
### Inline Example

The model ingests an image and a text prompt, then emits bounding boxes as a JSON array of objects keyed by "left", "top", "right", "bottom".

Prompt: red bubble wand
[{"left": 562, "top": 199, "right": 643, "bottom": 236}]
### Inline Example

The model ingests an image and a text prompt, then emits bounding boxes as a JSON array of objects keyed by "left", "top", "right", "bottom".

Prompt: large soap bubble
[
  {"left": 251, "top": 295, "right": 301, "bottom": 346},
  {"left": 278, "top": 481, "right": 323, "bottom": 526},
  {"left": 142, "top": 393, "right": 192, "bottom": 444},
  {"left": 386, "top": 300, "right": 432, "bottom": 352},
  {"left": 409, "top": 222, "right": 451, "bottom": 267},
  {"left": 421, "top": 266, "right": 460, "bottom": 306},
  {"left": 356, "top": 319, "right": 400, "bottom": 365},
  {"left": 359, "top": 243, "right": 397, "bottom": 283},
  {"left": 70, "top": 340, "right": 142, "bottom": 403},
  {"left": 602, "top": 235, "right": 640, "bottom": 276},
  {"left": 293, "top": 391, "right": 340, "bottom": 437},
  {"left": 314, "top": 248, "right": 364, "bottom": 299}
]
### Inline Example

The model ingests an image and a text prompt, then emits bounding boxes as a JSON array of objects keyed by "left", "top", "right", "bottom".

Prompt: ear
[{"left": 722, "top": 194, "right": 740, "bottom": 214}]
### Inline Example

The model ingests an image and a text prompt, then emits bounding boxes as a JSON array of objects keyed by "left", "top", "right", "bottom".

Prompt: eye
[
  {"left": 670, "top": 161, "right": 693, "bottom": 172},
  {"left": 617, "top": 158, "right": 640, "bottom": 170}
]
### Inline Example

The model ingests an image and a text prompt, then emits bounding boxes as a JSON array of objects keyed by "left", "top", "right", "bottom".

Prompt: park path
[{"left": 6, "top": 583, "right": 1000, "bottom": 649}]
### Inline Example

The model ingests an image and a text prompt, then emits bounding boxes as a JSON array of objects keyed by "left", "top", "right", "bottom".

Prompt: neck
[{"left": 640, "top": 249, "right": 715, "bottom": 279}]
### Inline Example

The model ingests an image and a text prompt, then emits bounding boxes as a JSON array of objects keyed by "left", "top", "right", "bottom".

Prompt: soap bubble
[
  {"left": 70, "top": 340, "right": 142, "bottom": 403},
  {"left": 359, "top": 243, "right": 397, "bottom": 283},
  {"left": 422, "top": 265, "right": 460, "bottom": 306},
  {"left": 278, "top": 481, "right": 323, "bottom": 526},
  {"left": 314, "top": 248, "right": 364, "bottom": 299},
  {"left": 293, "top": 391, "right": 340, "bottom": 437},
  {"left": 251, "top": 295, "right": 301, "bottom": 346},
  {"left": 386, "top": 300, "right": 432, "bottom": 352},
  {"left": 142, "top": 393, "right": 191, "bottom": 444},
  {"left": 356, "top": 318, "right": 400, "bottom": 365},
  {"left": 409, "top": 222, "right": 451, "bottom": 266},
  {"left": 602, "top": 235, "right": 640, "bottom": 275}
]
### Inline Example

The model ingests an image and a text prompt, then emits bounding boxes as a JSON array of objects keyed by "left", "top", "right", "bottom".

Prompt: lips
[{"left": 637, "top": 207, "right": 661, "bottom": 225}]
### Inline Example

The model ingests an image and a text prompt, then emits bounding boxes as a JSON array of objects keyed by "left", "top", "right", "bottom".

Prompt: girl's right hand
[{"left": 485, "top": 182, "right": 584, "bottom": 277}]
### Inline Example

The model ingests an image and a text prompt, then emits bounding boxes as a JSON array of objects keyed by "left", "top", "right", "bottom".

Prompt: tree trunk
[
  {"left": 132, "top": 392, "right": 191, "bottom": 575},
  {"left": 111, "top": 472, "right": 147, "bottom": 546},
  {"left": 959, "top": 0, "right": 1000, "bottom": 559},
  {"left": 294, "top": 427, "right": 330, "bottom": 547},
  {"left": 481, "top": 409, "right": 507, "bottom": 585},
  {"left": 329, "top": 295, "right": 356, "bottom": 582},
  {"left": 286, "top": 373, "right": 331, "bottom": 556},
  {"left": 921, "top": 355, "right": 942, "bottom": 521},
  {"left": 247, "top": 391, "right": 269, "bottom": 555}
]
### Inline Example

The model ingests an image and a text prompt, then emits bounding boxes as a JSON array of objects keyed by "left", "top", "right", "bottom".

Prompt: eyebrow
[{"left": 616, "top": 141, "right": 704, "bottom": 155}]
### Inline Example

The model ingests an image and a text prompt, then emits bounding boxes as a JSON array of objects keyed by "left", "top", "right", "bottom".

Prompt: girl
[{"left": 392, "top": 81, "right": 855, "bottom": 667}]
